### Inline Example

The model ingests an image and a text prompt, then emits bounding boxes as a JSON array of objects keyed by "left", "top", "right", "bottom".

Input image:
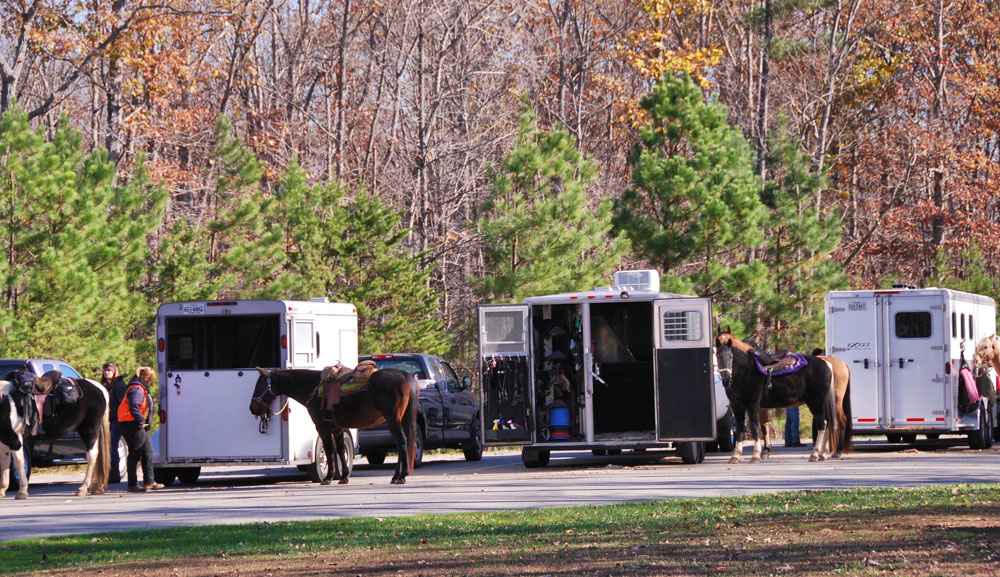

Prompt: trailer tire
[
  {"left": 154, "top": 468, "right": 176, "bottom": 486},
  {"left": 677, "top": 441, "right": 704, "bottom": 464},
  {"left": 969, "top": 405, "right": 989, "bottom": 450},
  {"left": 886, "top": 434, "right": 902, "bottom": 444},
  {"left": 591, "top": 449, "right": 607, "bottom": 456},
  {"left": 901, "top": 434, "right": 917, "bottom": 444},
  {"left": 521, "top": 449, "right": 550, "bottom": 468},
  {"left": 177, "top": 467, "right": 201, "bottom": 484}
]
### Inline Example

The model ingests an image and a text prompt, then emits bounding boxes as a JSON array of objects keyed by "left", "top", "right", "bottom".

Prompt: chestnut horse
[{"left": 249, "top": 367, "right": 419, "bottom": 485}]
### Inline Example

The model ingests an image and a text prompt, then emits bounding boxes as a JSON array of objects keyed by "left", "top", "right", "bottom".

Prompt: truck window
[
  {"left": 438, "top": 361, "right": 460, "bottom": 391},
  {"left": 895, "top": 312, "right": 932, "bottom": 339},
  {"left": 166, "top": 315, "right": 280, "bottom": 371}
]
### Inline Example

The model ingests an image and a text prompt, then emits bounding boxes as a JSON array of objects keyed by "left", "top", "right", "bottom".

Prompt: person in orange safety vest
[{"left": 118, "top": 366, "right": 164, "bottom": 493}]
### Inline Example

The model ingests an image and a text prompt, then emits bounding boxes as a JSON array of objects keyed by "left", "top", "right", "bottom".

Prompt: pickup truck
[{"left": 356, "top": 353, "right": 483, "bottom": 466}]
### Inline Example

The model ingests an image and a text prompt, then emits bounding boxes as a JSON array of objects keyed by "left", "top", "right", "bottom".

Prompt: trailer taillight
[
  {"left": 158, "top": 409, "right": 166, "bottom": 424},
  {"left": 158, "top": 338, "right": 165, "bottom": 352},
  {"left": 281, "top": 335, "right": 288, "bottom": 349},
  {"left": 282, "top": 406, "right": 290, "bottom": 421},
  {"left": 945, "top": 362, "right": 951, "bottom": 374}
]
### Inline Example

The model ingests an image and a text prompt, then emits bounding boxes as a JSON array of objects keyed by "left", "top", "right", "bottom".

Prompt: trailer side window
[
  {"left": 961, "top": 314, "right": 966, "bottom": 339},
  {"left": 952, "top": 312, "right": 957, "bottom": 338},
  {"left": 895, "top": 312, "right": 932, "bottom": 339},
  {"left": 969, "top": 316, "right": 973, "bottom": 339},
  {"left": 662, "top": 310, "right": 703, "bottom": 342}
]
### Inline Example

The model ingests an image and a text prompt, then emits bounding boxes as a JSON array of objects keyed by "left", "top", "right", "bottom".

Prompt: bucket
[{"left": 549, "top": 406, "right": 571, "bottom": 440}]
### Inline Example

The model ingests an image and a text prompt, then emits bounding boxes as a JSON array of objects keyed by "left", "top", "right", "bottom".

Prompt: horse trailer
[
  {"left": 825, "top": 287, "right": 997, "bottom": 448},
  {"left": 153, "top": 299, "right": 358, "bottom": 483},
  {"left": 478, "top": 270, "right": 717, "bottom": 468}
]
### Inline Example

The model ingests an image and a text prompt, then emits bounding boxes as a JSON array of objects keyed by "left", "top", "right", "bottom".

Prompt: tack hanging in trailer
[
  {"left": 478, "top": 270, "right": 718, "bottom": 468},
  {"left": 153, "top": 299, "right": 359, "bottom": 484},
  {"left": 825, "top": 287, "right": 997, "bottom": 449}
]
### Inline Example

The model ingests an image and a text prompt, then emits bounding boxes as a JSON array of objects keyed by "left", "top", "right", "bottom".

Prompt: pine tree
[
  {"left": 754, "top": 117, "right": 846, "bottom": 350},
  {"left": 0, "top": 106, "right": 165, "bottom": 372},
  {"left": 270, "top": 159, "right": 451, "bottom": 355},
  {"left": 613, "top": 73, "right": 765, "bottom": 309},
  {"left": 476, "top": 103, "right": 629, "bottom": 302}
]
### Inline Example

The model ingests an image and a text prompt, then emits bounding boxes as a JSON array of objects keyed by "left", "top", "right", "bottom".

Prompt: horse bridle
[{"left": 252, "top": 371, "right": 290, "bottom": 434}]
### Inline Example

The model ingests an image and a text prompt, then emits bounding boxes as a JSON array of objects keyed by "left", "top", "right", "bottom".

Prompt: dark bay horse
[
  {"left": 715, "top": 329, "right": 838, "bottom": 464},
  {"left": 249, "top": 367, "right": 419, "bottom": 485},
  {"left": 21, "top": 376, "right": 111, "bottom": 496}
]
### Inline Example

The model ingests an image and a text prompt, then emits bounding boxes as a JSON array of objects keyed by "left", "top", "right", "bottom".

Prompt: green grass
[{"left": 1, "top": 484, "right": 998, "bottom": 575}]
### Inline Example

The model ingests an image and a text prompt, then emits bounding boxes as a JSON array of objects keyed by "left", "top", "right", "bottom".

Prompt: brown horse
[
  {"left": 816, "top": 353, "right": 853, "bottom": 456},
  {"left": 249, "top": 367, "right": 419, "bottom": 485}
]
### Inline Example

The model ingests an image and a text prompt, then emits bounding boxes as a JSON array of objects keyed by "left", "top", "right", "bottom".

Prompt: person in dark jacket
[
  {"left": 118, "top": 366, "right": 163, "bottom": 492},
  {"left": 101, "top": 362, "right": 127, "bottom": 483}
]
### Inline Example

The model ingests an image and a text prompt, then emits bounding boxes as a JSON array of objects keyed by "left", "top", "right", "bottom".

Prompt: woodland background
[{"left": 2, "top": 0, "right": 999, "bottom": 376}]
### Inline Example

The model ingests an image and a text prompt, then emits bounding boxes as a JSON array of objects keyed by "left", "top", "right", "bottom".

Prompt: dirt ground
[{"left": 28, "top": 506, "right": 1000, "bottom": 577}]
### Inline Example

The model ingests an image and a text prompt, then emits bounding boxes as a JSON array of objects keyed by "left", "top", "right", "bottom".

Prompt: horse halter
[{"left": 252, "top": 372, "right": 277, "bottom": 434}]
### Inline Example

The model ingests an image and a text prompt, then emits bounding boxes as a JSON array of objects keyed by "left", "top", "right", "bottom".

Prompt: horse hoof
[
  {"left": 808, "top": 454, "right": 819, "bottom": 462},
  {"left": 320, "top": 479, "right": 332, "bottom": 486},
  {"left": 391, "top": 478, "right": 406, "bottom": 485},
  {"left": 91, "top": 488, "right": 106, "bottom": 496},
  {"left": 728, "top": 457, "right": 740, "bottom": 465},
  {"left": 338, "top": 478, "right": 349, "bottom": 485},
  {"left": 76, "top": 488, "right": 89, "bottom": 497},
  {"left": 749, "top": 457, "right": 761, "bottom": 464},
  {"left": 15, "top": 493, "right": 28, "bottom": 500}
]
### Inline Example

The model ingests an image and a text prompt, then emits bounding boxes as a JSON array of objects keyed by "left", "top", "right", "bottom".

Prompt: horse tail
[
  {"left": 404, "top": 373, "right": 419, "bottom": 474},
  {"left": 92, "top": 387, "right": 111, "bottom": 493},
  {"left": 840, "top": 371, "right": 854, "bottom": 453}
]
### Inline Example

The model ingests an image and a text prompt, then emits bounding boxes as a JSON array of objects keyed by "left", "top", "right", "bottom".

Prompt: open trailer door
[
  {"left": 653, "top": 298, "right": 716, "bottom": 441},
  {"left": 478, "top": 304, "right": 533, "bottom": 445}
]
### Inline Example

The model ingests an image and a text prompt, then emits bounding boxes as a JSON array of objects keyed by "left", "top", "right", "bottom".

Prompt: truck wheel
[
  {"left": 969, "top": 405, "right": 988, "bottom": 450},
  {"left": 115, "top": 436, "right": 129, "bottom": 483},
  {"left": 716, "top": 409, "right": 737, "bottom": 453},
  {"left": 521, "top": 449, "right": 550, "bottom": 468},
  {"left": 365, "top": 450, "right": 386, "bottom": 466},
  {"left": 462, "top": 416, "right": 484, "bottom": 462},
  {"left": 177, "top": 467, "right": 201, "bottom": 484},
  {"left": 412, "top": 428, "right": 425, "bottom": 469},
  {"left": 154, "top": 469, "right": 176, "bottom": 485},
  {"left": 677, "top": 441, "right": 704, "bottom": 464}
]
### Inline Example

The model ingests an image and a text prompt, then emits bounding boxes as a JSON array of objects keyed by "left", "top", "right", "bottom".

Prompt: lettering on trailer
[
  {"left": 181, "top": 304, "right": 205, "bottom": 315},
  {"left": 848, "top": 301, "right": 867, "bottom": 311},
  {"left": 845, "top": 341, "right": 872, "bottom": 351}
]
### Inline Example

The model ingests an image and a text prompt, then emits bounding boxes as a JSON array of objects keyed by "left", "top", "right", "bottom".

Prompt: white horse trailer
[
  {"left": 153, "top": 299, "right": 358, "bottom": 483},
  {"left": 825, "top": 287, "right": 996, "bottom": 448},
  {"left": 478, "top": 270, "right": 717, "bottom": 468}
]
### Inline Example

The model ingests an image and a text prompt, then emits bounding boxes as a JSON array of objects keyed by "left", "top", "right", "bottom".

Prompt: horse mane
[{"left": 718, "top": 331, "right": 755, "bottom": 353}]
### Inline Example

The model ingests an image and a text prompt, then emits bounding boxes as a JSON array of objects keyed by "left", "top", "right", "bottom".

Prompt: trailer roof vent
[
  {"left": 309, "top": 297, "right": 330, "bottom": 302},
  {"left": 613, "top": 269, "right": 660, "bottom": 292}
]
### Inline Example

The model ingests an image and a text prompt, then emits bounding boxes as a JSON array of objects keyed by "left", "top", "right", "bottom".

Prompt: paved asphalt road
[{"left": 2, "top": 438, "right": 999, "bottom": 542}]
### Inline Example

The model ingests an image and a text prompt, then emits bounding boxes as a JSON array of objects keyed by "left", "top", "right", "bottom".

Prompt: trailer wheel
[
  {"left": 968, "top": 405, "right": 989, "bottom": 450},
  {"left": 154, "top": 468, "right": 176, "bottom": 486},
  {"left": 591, "top": 449, "right": 607, "bottom": 456},
  {"left": 886, "top": 434, "right": 902, "bottom": 444},
  {"left": 177, "top": 467, "right": 201, "bottom": 484},
  {"left": 521, "top": 449, "right": 550, "bottom": 468}
]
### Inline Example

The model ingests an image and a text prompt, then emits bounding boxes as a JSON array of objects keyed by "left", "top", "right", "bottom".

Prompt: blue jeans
[
  {"left": 109, "top": 420, "right": 122, "bottom": 481},
  {"left": 785, "top": 406, "right": 800, "bottom": 445}
]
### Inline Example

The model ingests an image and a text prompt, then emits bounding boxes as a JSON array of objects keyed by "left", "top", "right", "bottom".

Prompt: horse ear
[
  {"left": 724, "top": 324, "right": 731, "bottom": 335},
  {"left": 256, "top": 367, "right": 268, "bottom": 376}
]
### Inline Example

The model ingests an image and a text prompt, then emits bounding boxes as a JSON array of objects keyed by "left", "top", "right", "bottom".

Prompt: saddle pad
[
  {"left": 753, "top": 353, "right": 808, "bottom": 376},
  {"left": 340, "top": 382, "right": 369, "bottom": 397}
]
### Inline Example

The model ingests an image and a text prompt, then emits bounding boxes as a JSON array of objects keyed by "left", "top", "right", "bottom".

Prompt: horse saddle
[
  {"left": 319, "top": 361, "right": 377, "bottom": 403},
  {"left": 752, "top": 352, "right": 807, "bottom": 376},
  {"left": 32, "top": 370, "right": 81, "bottom": 425}
]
